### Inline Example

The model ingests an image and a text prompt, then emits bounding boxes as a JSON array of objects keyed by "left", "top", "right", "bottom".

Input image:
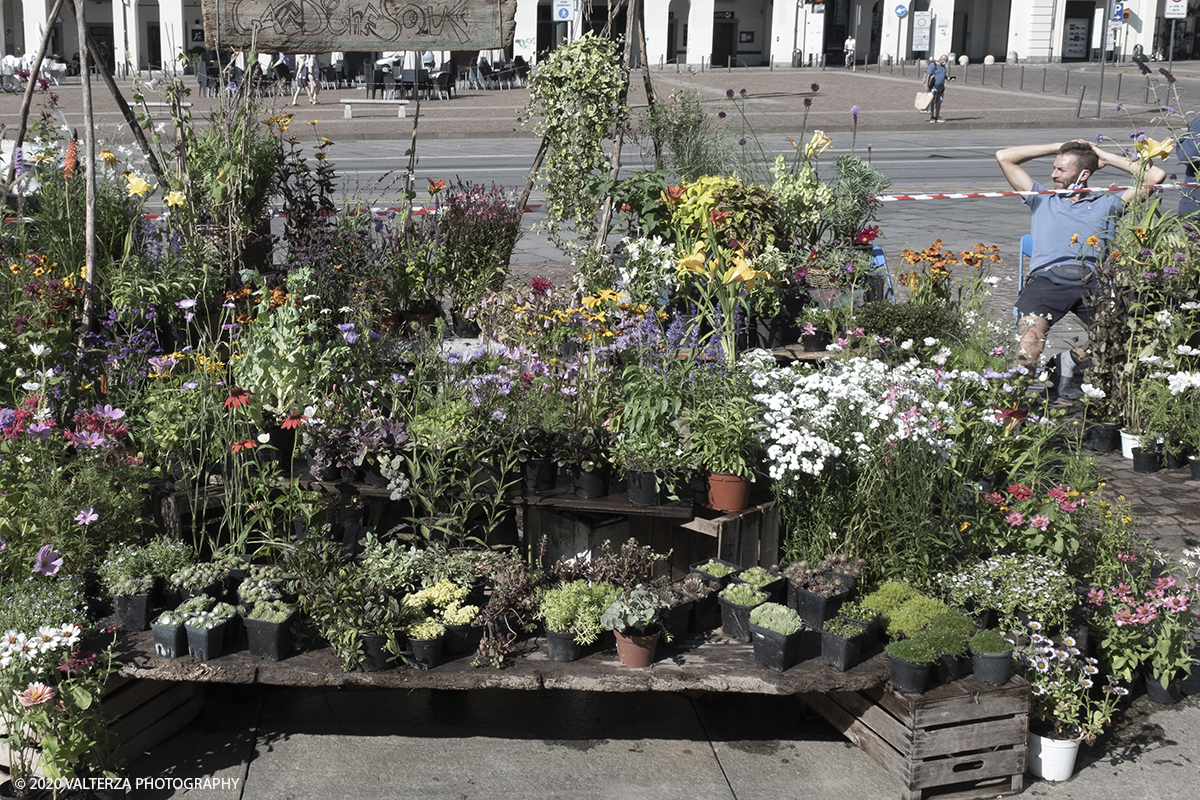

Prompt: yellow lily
[
  {"left": 165, "top": 189, "right": 187, "bottom": 207},
  {"left": 125, "top": 173, "right": 153, "bottom": 197},
  {"left": 804, "top": 130, "right": 833, "bottom": 159},
  {"left": 720, "top": 252, "right": 770, "bottom": 290},
  {"left": 676, "top": 241, "right": 709, "bottom": 277},
  {"left": 1135, "top": 136, "right": 1173, "bottom": 162}
]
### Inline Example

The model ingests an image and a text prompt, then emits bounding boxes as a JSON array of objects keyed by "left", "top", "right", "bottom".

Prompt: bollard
[
  {"left": 1065, "top": 68, "right": 1070, "bottom": 95},
  {"left": 1076, "top": 85, "right": 1086, "bottom": 118},
  {"left": 1116, "top": 72, "right": 1122, "bottom": 101},
  {"left": 1000, "top": 64, "right": 1005, "bottom": 87},
  {"left": 1042, "top": 67, "right": 1047, "bottom": 93},
  {"left": 1020, "top": 66, "right": 1024, "bottom": 90}
]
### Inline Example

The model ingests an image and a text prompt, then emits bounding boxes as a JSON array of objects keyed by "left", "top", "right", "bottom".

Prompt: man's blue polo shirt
[{"left": 1024, "top": 181, "right": 1123, "bottom": 276}]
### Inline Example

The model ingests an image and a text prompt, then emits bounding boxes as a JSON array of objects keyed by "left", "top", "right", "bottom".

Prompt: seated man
[{"left": 995, "top": 140, "right": 1164, "bottom": 397}]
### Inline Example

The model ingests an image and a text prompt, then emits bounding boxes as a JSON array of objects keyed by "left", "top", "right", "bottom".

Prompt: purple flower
[
  {"left": 0, "top": 540, "right": 6, "bottom": 551},
  {"left": 803, "top": 97, "right": 812, "bottom": 108},
  {"left": 74, "top": 507, "right": 98, "bottom": 525},
  {"left": 739, "top": 138, "right": 746, "bottom": 146},
  {"left": 726, "top": 88, "right": 734, "bottom": 99},
  {"left": 811, "top": 83, "right": 820, "bottom": 92},
  {"left": 27, "top": 422, "right": 53, "bottom": 440},
  {"left": 1160, "top": 68, "right": 1176, "bottom": 84},
  {"left": 1115, "top": 103, "right": 1123, "bottom": 112},
  {"left": 1095, "top": 133, "right": 1104, "bottom": 144},
  {"left": 337, "top": 322, "right": 358, "bottom": 345},
  {"left": 32, "top": 545, "right": 63, "bottom": 576},
  {"left": 176, "top": 298, "right": 197, "bottom": 310},
  {"left": 850, "top": 105, "right": 859, "bottom": 122},
  {"left": 718, "top": 111, "right": 726, "bottom": 119},
  {"left": 93, "top": 404, "right": 125, "bottom": 421},
  {"left": 739, "top": 88, "right": 747, "bottom": 96},
  {"left": 1173, "top": 252, "right": 1186, "bottom": 261},
  {"left": 182, "top": 381, "right": 198, "bottom": 390},
  {"left": 1166, "top": 106, "right": 1175, "bottom": 115},
  {"left": 75, "top": 430, "right": 106, "bottom": 449}
]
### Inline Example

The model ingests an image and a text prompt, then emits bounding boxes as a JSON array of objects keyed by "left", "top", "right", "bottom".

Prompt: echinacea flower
[
  {"left": 224, "top": 387, "right": 252, "bottom": 410},
  {"left": 231, "top": 439, "right": 257, "bottom": 453},
  {"left": 17, "top": 682, "right": 55, "bottom": 707},
  {"left": 32, "top": 545, "right": 63, "bottom": 576},
  {"left": 280, "top": 412, "right": 308, "bottom": 430}
]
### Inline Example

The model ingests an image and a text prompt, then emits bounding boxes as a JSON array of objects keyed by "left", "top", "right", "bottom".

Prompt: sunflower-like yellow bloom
[
  {"left": 1135, "top": 136, "right": 1173, "bottom": 163},
  {"left": 125, "top": 173, "right": 153, "bottom": 197}
]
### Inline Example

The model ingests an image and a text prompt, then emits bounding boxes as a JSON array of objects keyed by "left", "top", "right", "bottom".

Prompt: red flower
[
  {"left": 231, "top": 439, "right": 258, "bottom": 453},
  {"left": 529, "top": 277, "right": 554, "bottom": 297},
  {"left": 1006, "top": 483, "right": 1033, "bottom": 501},
  {"left": 224, "top": 387, "right": 252, "bottom": 410},
  {"left": 982, "top": 492, "right": 1005, "bottom": 507},
  {"left": 280, "top": 412, "right": 308, "bottom": 430},
  {"left": 854, "top": 225, "right": 880, "bottom": 244}
]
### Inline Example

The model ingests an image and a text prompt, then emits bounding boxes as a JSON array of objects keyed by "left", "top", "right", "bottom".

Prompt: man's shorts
[
  {"left": 931, "top": 84, "right": 945, "bottom": 103},
  {"left": 1014, "top": 274, "right": 1096, "bottom": 327}
]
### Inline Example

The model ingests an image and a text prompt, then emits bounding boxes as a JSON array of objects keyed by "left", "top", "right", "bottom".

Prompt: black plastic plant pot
[
  {"left": 409, "top": 636, "right": 444, "bottom": 670},
  {"left": 935, "top": 653, "right": 973, "bottom": 684},
  {"left": 245, "top": 615, "right": 296, "bottom": 661},
  {"left": 114, "top": 594, "right": 152, "bottom": 632},
  {"left": 733, "top": 573, "right": 787, "bottom": 606},
  {"left": 889, "top": 656, "right": 931, "bottom": 694},
  {"left": 1131, "top": 447, "right": 1162, "bottom": 474},
  {"left": 185, "top": 621, "right": 228, "bottom": 662},
  {"left": 662, "top": 599, "right": 695, "bottom": 643},
  {"left": 443, "top": 623, "right": 483, "bottom": 655},
  {"left": 358, "top": 633, "right": 392, "bottom": 672},
  {"left": 971, "top": 649, "right": 1013, "bottom": 685},
  {"left": 788, "top": 583, "right": 848, "bottom": 630},
  {"left": 820, "top": 630, "right": 865, "bottom": 672},
  {"left": 689, "top": 558, "right": 740, "bottom": 588},
  {"left": 839, "top": 615, "right": 879, "bottom": 649},
  {"left": 750, "top": 623, "right": 803, "bottom": 673},
  {"left": 688, "top": 593, "right": 722, "bottom": 632},
  {"left": 626, "top": 470, "right": 661, "bottom": 506},
  {"left": 826, "top": 571, "right": 858, "bottom": 599},
  {"left": 718, "top": 596, "right": 764, "bottom": 643},
  {"left": 545, "top": 629, "right": 584, "bottom": 663},
  {"left": 1191, "top": 457, "right": 1200, "bottom": 481},
  {"left": 223, "top": 614, "right": 243, "bottom": 647},
  {"left": 1144, "top": 672, "right": 1184, "bottom": 704},
  {"left": 571, "top": 465, "right": 609, "bottom": 499},
  {"left": 1083, "top": 422, "right": 1120, "bottom": 453},
  {"left": 151, "top": 623, "right": 188, "bottom": 659},
  {"left": 524, "top": 457, "right": 558, "bottom": 492}
]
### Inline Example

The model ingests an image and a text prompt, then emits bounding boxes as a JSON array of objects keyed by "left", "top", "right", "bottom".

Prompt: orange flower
[
  {"left": 427, "top": 178, "right": 446, "bottom": 194},
  {"left": 708, "top": 209, "right": 728, "bottom": 227},
  {"left": 224, "top": 387, "right": 252, "bottom": 410},
  {"left": 280, "top": 412, "right": 308, "bottom": 430},
  {"left": 661, "top": 185, "right": 684, "bottom": 204},
  {"left": 231, "top": 439, "right": 257, "bottom": 453}
]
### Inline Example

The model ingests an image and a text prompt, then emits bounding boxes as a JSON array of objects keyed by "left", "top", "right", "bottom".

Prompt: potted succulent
[
  {"left": 968, "top": 629, "right": 1015, "bottom": 685},
  {"left": 151, "top": 609, "right": 189, "bottom": 659},
  {"left": 677, "top": 573, "right": 721, "bottom": 632},
  {"left": 821, "top": 617, "right": 867, "bottom": 672},
  {"left": 537, "top": 580, "right": 619, "bottom": 662},
  {"left": 689, "top": 558, "right": 740, "bottom": 588},
  {"left": 107, "top": 575, "right": 156, "bottom": 632},
  {"left": 600, "top": 586, "right": 671, "bottom": 668},
  {"left": 98, "top": 539, "right": 182, "bottom": 632},
  {"left": 860, "top": 581, "right": 921, "bottom": 632},
  {"left": 243, "top": 600, "right": 299, "bottom": 661},
  {"left": 718, "top": 582, "right": 769, "bottom": 643},
  {"left": 837, "top": 600, "right": 883, "bottom": 648},
  {"left": 885, "top": 594, "right": 948, "bottom": 640},
  {"left": 780, "top": 561, "right": 852, "bottom": 629},
  {"left": 749, "top": 602, "right": 806, "bottom": 672},
  {"left": 884, "top": 637, "right": 936, "bottom": 695},
  {"left": 184, "top": 602, "right": 238, "bottom": 661},
  {"left": 733, "top": 565, "right": 786, "bottom": 606},
  {"left": 170, "top": 561, "right": 226, "bottom": 602}
]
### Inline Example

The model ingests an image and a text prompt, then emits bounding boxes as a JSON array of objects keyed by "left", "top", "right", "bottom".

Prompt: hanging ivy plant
[{"left": 521, "top": 33, "right": 629, "bottom": 253}]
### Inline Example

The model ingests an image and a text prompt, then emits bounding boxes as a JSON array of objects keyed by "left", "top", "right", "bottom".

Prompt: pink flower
[
  {"left": 17, "top": 682, "right": 55, "bottom": 707},
  {"left": 1087, "top": 588, "right": 1107, "bottom": 606},
  {"left": 802, "top": 322, "right": 817, "bottom": 336},
  {"left": 1058, "top": 499, "right": 1079, "bottom": 513},
  {"left": 32, "top": 545, "right": 63, "bottom": 576},
  {"left": 1005, "top": 511, "right": 1024, "bottom": 527},
  {"left": 1117, "top": 551, "right": 1138, "bottom": 563},
  {"left": 1030, "top": 514, "right": 1050, "bottom": 531},
  {"left": 1162, "top": 595, "right": 1189, "bottom": 613},
  {"left": 1155, "top": 575, "right": 1177, "bottom": 591}
]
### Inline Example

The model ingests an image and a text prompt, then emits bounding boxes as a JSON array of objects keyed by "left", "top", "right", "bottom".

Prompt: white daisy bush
[{"left": 0, "top": 621, "right": 119, "bottom": 785}]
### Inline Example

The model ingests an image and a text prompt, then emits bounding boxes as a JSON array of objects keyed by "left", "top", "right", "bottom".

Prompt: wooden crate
[
  {"left": 0, "top": 677, "right": 203, "bottom": 776},
  {"left": 806, "top": 674, "right": 1030, "bottom": 800},
  {"left": 677, "top": 501, "right": 780, "bottom": 570}
]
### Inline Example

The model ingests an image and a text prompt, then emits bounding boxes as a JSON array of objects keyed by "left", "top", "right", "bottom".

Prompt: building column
[
  {"left": 22, "top": 0, "right": 48, "bottom": 59},
  {"left": 512, "top": 0, "right": 537, "bottom": 63},
  {"left": 687, "top": 0, "right": 713, "bottom": 68},
  {"left": 112, "top": 0, "right": 140, "bottom": 78},
  {"left": 157, "top": 0, "right": 184, "bottom": 74},
  {"left": 644, "top": 0, "right": 669, "bottom": 66}
]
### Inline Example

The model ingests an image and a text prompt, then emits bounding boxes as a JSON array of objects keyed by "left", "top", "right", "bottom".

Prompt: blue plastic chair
[
  {"left": 1014, "top": 233, "right": 1033, "bottom": 329},
  {"left": 871, "top": 245, "right": 895, "bottom": 302}
]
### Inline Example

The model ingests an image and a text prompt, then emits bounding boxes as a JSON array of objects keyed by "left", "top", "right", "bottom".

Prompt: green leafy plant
[
  {"left": 914, "top": 626, "right": 969, "bottom": 658},
  {"left": 600, "top": 586, "right": 670, "bottom": 638},
  {"left": 822, "top": 617, "right": 864, "bottom": 639},
  {"left": 538, "top": 580, "right": 619, "bottom": 645},
  {"left": 719, "top": 583, "right": 768, "bottom": 608},
  {"left": 886, "top": 595, "right": 947, "bottom": 639},
  {"left": 885, "top": 637, "right": 936, "bottom": 665},
  {"left": 968, "top": 629, "right": 1014, "bottom": 655}
]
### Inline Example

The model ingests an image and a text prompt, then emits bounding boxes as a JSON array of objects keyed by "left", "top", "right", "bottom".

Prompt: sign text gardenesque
[{"left": 200, "top": 0, "right": 517, "bottom": 52}]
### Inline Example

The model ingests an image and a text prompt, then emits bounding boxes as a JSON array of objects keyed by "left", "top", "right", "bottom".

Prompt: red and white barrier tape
[{"left": 875, "top": 183, "right": 1198, "bottom": 202}]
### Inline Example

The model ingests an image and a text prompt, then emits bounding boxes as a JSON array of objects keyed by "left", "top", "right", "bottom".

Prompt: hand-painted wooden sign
[{"left": 200, "top": 0, "right": 517, "bottom": 52}]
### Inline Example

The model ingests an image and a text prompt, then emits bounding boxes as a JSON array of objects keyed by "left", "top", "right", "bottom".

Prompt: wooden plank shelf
[
  {"left": 806, "top": 673, "right": 1030, "bottom": 800},
  {"left": 113, "top": 626, "right": 888, "bottom": 696}
]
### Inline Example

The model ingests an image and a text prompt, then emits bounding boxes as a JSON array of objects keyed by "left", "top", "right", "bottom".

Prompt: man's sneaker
[
  {"left": 1059, "top": 359, "right": 1090, "bottom": 401},
  {"left": 934, "top": 118, "right": 947, "bottom": 123},
  {"left": 928, "top": 118, "right": 938, "bottom": 124}
]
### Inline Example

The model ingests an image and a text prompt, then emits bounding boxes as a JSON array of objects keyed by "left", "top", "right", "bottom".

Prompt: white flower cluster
[
  {"left": 617, "top": 236, "right": 678, "bottom": 305},
  {"left": 749, "top": 357, "right": 954, "bottom": 481},
  {"left": 0, "top": 624, "right": 82, "bottom": 668},
  {"left": 1166, "top": 371, "right": 1200, "bottom": 395}
]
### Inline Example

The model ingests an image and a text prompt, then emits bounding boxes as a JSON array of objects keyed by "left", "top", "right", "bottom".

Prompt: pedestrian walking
[{"left": 924, "top": 54, "right": 955, "bottom": 123}]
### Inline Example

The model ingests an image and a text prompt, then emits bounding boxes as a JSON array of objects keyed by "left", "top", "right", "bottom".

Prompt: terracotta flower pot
[
  {"left": 707, "top": 471, "right": 750, "bottom": 513},
  {"left": 612, "top": 629, "right": 661, "bottom": 668}
]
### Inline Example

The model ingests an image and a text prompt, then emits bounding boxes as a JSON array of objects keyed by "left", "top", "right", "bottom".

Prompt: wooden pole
[
  {"left": 84, "top": 31, "right": 168, "bottom": 187},
  {"left": 70, "top": 0, "right": 98, "bottom": 337},
  {"left": 2, "top": 0, "right": 67, "bottom": 192},
  {"left": 636, "top": 0, "right": 662, "bottom": 164},
  {"left": 516, "top": 138, "right": 549, "bottom": 222}
]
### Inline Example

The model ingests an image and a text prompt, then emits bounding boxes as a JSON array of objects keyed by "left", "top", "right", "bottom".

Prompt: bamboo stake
[{"left": 516, "top": 138, "right": 549, "bottom": 221}]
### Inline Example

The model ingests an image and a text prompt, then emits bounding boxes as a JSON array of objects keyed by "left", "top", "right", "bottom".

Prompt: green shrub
[
  {"left": 969, "top": 630, "right": 1014, "bottom": 654},
  {"left": 885, "top": 637, "right": 936, "bottom": 664},
  {"left": 860, "top": 582, "right": 920, "bottom": 627},
  {"left": 887, "top": 595, "right": 948, "bottom": 639},
  {"left": 822, "top": 618, "right": 864, "bottom": 638},
  {"left": 914, "top": 626, "right": 969, "bottom": 658},
  {"left": 928, "top": 610, "right": 978, "bottom": 638},
  {"left": 856, "top": 300, "right": 962, "bottom": 344}
]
